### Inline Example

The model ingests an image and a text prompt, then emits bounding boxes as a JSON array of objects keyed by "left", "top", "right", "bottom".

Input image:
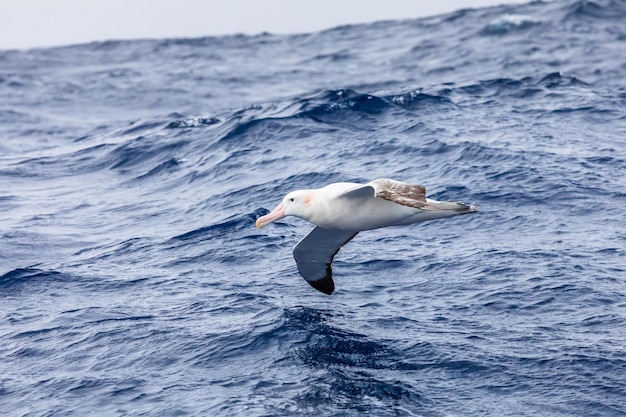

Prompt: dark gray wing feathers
[{"left": 293, "top": 227, "right": 358, "bottom": 295}]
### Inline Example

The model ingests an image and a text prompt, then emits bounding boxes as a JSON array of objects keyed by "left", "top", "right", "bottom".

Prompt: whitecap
[{"left": 485, "top": 14, "right": 537, "bottom": 34}]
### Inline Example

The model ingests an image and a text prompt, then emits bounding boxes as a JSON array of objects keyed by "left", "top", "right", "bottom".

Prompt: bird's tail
[{"left": 423, "top": 199, "right": 478, "bottom": 213}]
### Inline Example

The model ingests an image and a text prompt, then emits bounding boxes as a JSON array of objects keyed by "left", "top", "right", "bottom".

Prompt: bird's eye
[{"left": 289, "top": 198, "right": 294, "bottom": 202}]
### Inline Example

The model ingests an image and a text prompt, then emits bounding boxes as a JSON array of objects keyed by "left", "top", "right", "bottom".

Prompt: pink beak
[{"left": 256, "top": 202, "right": 285, "bottom": 229}]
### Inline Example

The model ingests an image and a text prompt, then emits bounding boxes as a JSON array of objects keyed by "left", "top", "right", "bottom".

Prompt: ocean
[{"left": 1, "top": 0, "right": 626, "bottom": 415}]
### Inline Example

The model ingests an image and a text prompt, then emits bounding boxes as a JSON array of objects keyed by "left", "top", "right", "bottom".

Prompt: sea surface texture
[{"left": 2, "top": 1, "right": 626, "bottom": 416}]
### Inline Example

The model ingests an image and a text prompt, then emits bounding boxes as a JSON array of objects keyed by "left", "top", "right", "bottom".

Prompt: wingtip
[{"left": 307, "top": 276, "right": 335, "bottom": 295}]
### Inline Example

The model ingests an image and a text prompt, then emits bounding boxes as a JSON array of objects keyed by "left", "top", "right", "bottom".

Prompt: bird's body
[
  {"left": 256, "top": 178, "right": 478, "bottom": 295},
  {"left": 299, "top": 181, "right": 469, "bottom": 231}
]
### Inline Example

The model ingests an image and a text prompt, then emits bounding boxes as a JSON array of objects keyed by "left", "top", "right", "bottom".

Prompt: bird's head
[{"left": 256, "top": 190, "right": 313, "bottom": 228}]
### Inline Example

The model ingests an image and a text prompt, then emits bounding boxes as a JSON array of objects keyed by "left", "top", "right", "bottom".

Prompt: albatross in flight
[{"left": 256, "top": 178, "right": 478, "bottom": 295}]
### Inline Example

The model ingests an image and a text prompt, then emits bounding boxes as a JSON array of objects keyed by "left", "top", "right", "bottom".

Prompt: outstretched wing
[
  {"left": 293, "top": 226, "right": 358, "bottom": 295},
  {"left": 341, "top": 178, "right": 428, "bottom": 209}
]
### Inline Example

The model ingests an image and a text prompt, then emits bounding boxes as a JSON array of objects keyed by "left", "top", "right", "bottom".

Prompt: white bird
[{"left": 256, "top": 178, "right": 478, "bottom": 295}]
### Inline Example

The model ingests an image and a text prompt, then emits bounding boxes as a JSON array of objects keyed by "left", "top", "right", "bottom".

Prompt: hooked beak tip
[{"left": 256, "top": 202, "right": 285, "bottom": 230}]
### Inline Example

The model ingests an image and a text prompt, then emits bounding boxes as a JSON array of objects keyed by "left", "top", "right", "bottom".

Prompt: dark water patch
[
  {"left": 296, "top": 369, "right": 429, "bottom": 415},
  {"left": 171, "top": 213, "right": 258, "bottom": 243},
  {"left": 551, "top": 105, "right": 596, "bottom": 114},
  {"left": 293, "top": 88, "right": 456, "bottom": 122},
  {"left": 456, "top": 77, "right": 529, "bottom": 97},
  {"left": 0, "top": 268, "right": 70, "bottom": 291},
  {"left": 564, "top": 0, "right": 626, "bottom": 21},
  {"left": 70, "top": 238, "right": 157, "bottom": 270},
  {"left": 452, "top": 74, "right": 591, "bottom": 104},
  {"left": 5, "top": 136, "right": 186, "bottom": 178},
  {"left": 302, "top": 49, "right": 353, "bottom": 63},
  {"left": 133, "top": 157, "right": 184, "bottom": 181},
  {"left": 107, "top": 136, "right": 189, "bottom": 171},
  {"left": 284, "top": 307, "right": 395, "bottom": 370},
  {"left": 539, "top": 71, "right": 590, "bottom": 88},
  {"left": 296, "top": 89, "right": 391, "bottom": 118}
]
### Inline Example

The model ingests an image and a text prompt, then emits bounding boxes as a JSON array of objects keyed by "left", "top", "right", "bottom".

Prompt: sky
[{"left": 1, "top": 0, "right": 529, "bottom": 50}]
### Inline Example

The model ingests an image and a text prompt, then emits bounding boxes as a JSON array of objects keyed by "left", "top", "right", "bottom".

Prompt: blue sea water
[{"left": 1, "top": 0, "right": 626, "bottom": 415}]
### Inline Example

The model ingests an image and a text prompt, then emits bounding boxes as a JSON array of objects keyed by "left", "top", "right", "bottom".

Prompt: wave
[
  {"left": 0, "top": 268, "right": 71, "bottom": 291},
  {"left": 483, "top": 14, "right": 539, "bottom": 35},
  {"left": 564, "top": 0, "right": 626, "bottom": 20}
]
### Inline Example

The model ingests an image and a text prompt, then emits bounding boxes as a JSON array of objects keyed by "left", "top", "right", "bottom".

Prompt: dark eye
[{"left": 289, "top": 198, "right": 294, "bottom": 202}]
